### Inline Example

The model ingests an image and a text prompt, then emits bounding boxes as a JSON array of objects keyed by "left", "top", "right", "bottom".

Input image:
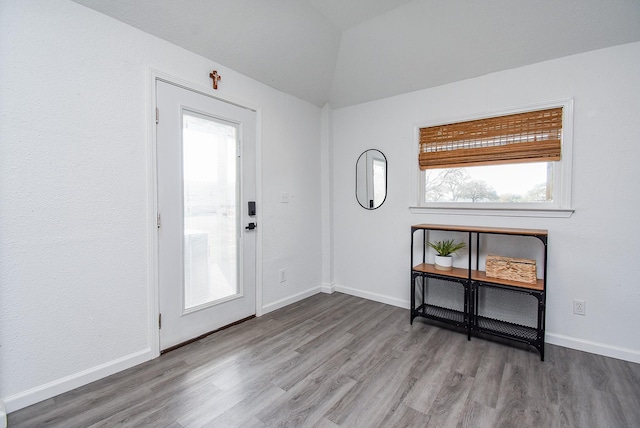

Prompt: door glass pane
[{"left": 182, "top": 111, "right": 239, "bottom": 310}]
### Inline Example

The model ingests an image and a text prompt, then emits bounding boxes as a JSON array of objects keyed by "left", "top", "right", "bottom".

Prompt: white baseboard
[
  {"left": 336, "top": 283, "right": 640, "bottom": 364},
  {"left": 335, "top": 284, "right": 409, "bottom": 309},
  {"left": 3, "top": 348, "right": 156, "bottom": 413},
  {"left": 261, "top": 286, "right": 322, "bottom": 314},
  {"left": 321, "top": 282, "right": 335, "bottom": 294},
  {"left": 546, "top": 332, "right": 640, "bottom": 364}
]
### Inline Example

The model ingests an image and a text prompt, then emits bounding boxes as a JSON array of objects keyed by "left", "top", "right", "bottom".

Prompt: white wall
[
  {"left": 332, "top": 42, "right": 640, "bottom": 363},
  {"left": 0, "top": 0, "right": 322, "bottom": 411}
]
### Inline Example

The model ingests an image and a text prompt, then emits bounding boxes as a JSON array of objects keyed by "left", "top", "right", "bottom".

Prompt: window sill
[{"left": 409, "top": 206, "right": 574, "bottom": 218}]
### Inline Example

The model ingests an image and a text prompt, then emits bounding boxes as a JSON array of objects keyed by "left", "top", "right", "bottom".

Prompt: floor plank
[{"left": 8, "top": 292, "right": 640, "bottom": 427}]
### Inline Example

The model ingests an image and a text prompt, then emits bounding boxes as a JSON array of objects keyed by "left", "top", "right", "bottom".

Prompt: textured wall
[
  {"left": 0, "top": 0, "right": 322, "bottom": 410},
  {"left": 332, "top": 41, "right": 640, "bottom": 362}
]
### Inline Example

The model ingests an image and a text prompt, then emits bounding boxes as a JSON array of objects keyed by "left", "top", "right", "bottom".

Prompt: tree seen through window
[{"left": 424, "top": 163, "right": 552, "bottom": 203}]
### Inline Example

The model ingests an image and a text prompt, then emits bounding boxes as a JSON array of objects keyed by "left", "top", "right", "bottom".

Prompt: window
[{"left": 415, "top": 101, "right": 573, "bottom": 217}]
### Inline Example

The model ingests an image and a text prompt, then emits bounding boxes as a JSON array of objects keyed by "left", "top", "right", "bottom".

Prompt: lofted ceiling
[{"left": 71, "top": 0, "right": 640, "bottom": 108}]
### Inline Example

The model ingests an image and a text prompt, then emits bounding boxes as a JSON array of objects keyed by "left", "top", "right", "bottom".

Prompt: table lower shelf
[
  {"left": 412, "top": 303, "right": 465, "bottom": 326},
  {"left": 410, "top": 307, "right": 544, "bottom": 359},
  {"left": 474, "top": 316, "right": 538, "bottom": 342}
]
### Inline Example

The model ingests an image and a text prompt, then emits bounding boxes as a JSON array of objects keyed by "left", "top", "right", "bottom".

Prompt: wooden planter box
[{"left": 485, "top": 255, "right": 537, "bottom": 284}]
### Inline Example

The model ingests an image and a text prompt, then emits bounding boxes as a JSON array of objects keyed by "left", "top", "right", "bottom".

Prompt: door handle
[{"left": 245, "top": 222, "right": 257, "bottom": 230}]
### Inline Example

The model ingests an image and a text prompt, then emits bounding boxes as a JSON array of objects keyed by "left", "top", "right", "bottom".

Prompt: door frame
[{"left": 146, "top": 69, "right": 263, "bottom": 356}]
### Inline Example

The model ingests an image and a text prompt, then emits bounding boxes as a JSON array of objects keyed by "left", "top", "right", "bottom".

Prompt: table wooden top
[{"left": 412, "top": 224, "right": 548, "bottom": 236}]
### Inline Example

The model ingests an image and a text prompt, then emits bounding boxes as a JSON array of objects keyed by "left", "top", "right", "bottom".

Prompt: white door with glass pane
[{"left": 156, "top": 80, "right": 256, "bottom": 351}]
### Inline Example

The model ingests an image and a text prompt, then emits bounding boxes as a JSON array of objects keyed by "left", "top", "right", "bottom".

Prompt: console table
[{"left": 410, "top": 224, "right": 548, "bottom": 360}]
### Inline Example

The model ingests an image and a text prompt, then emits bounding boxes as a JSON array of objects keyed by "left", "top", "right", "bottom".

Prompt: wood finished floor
[{"left": 9, "top": 292, "right": 640, "bottom": 427}]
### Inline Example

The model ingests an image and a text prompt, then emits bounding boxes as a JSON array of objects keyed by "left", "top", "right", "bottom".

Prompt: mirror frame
[{"left": 355, "top": 149, "right": 387, "bottom": 210}]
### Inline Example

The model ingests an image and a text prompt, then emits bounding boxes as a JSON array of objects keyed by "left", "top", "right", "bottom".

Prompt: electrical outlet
[
  {"left": 573, "top": 299, "right": 586, "bottom": 316},
  {"left": 279, "top": 268, "right": 287, "bottom": 283}
]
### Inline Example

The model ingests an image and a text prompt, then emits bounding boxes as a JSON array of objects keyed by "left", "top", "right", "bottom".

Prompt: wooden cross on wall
[{"left": 209, "top": 70, "right": 222, "bottom": 90}]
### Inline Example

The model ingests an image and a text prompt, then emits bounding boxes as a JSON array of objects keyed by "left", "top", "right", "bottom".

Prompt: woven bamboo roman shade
[{"left": 419, "top": 107, "right": 563, "bottom": 170}]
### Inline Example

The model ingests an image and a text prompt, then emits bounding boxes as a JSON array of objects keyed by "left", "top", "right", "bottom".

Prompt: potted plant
[{"left": 427, "top": 239, "right": 466, "bottom": 271}]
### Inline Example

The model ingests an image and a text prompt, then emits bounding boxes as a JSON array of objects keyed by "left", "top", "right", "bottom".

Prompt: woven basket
[{"left": 485, "top": 255, "right": 537, "bottom": 284}]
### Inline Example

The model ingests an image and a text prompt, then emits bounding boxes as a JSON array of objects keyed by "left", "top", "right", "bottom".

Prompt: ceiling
[{"left": 71, "top": 0, "right": 640, "bottom": 108}]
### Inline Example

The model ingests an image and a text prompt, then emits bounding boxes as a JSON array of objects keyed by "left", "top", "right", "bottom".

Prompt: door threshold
[{"left": 161, "top": 314, "right": 256, "bottom": 354}]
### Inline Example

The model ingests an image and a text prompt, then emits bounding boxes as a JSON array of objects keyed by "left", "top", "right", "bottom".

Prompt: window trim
[{"left": 412, "top": 99, "right": 574, "bottom": 218}]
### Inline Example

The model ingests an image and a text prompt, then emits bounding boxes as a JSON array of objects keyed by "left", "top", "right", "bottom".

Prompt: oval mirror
[{"left": 356, "top": 149, "right": 387, "bottom": 209}]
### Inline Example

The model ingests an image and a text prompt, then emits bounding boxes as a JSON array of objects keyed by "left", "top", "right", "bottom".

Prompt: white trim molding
[
  {"left": 3, "top": 349, "right": 154, "bottom": 413},
  {"left": 335, "top": 283, "right": 410, "bottom": 310},
  {"left": 409, "top": 206, "right": 574, "bottom": 218},
  {"left": 261, "top": 286, "right": 323, "bottom": 314},
  {"left": 412, "top": 98, "right": 575, "bottom": 214},
  {"left": 321, "top": 282, "right": 336, "bottom": 294},
  {"left": 546, "top": 332, "right": 640, "bottom": 364}
]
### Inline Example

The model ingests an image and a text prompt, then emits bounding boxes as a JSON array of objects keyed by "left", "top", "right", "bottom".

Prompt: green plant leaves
[{"left": 426, "top": 239, "right": 466, "bottom": 256}]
